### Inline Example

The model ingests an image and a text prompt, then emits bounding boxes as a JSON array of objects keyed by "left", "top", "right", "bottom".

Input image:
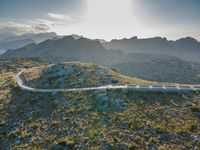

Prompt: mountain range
[
  {"left": 104, "top": 36, "right": 200, "bottom": 63},
  {"left": 1, "top": 35, "right": 200, "bottom": 83},
  {"left": 1, "top": 36, "right": 123, "bottom": 65}
]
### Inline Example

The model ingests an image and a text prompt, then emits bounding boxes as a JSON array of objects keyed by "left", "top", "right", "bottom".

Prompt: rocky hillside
[
  {"left": 22, "top": 62, "right": 152, "bottom": 89},
  {"left": 0, "top": 58, "right": 200, "bottom": 149}
]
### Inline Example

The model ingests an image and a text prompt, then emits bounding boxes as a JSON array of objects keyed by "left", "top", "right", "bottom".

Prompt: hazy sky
[{"left": 0, "top": 0, "right": 200, "bottom": 40}]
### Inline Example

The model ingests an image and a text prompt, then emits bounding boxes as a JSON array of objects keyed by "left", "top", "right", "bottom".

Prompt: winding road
[{"left": 16, "top": 69, "right": 200, "bottom": 93}]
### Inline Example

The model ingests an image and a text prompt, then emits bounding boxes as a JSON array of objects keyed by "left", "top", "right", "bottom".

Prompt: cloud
[
  {"left": 45, "top": 12, "right": 84, "bottom": 33},
  {"left": 48, "top": 13, "right": 69, "bottom": 20},
  {"left": 47, "top": 12, "right": 83, "bottom": 23},
  {"left": 0, "top": 12, "right": 83, "bottom": 36},
  {"left": 32, "top": 24, "right": 50, "bottom": 32},
  {"left": 0, "top": 21, "right": 51, "bottom": 35}
]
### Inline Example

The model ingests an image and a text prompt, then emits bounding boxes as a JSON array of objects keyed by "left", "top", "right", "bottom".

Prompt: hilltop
[{"left": 22, "top": 62, "right": 152, "bottom": 89}]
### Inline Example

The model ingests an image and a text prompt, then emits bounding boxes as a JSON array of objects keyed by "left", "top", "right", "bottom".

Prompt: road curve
[{"left": 16, "top": 69, "right": 200, "bottom": 93}]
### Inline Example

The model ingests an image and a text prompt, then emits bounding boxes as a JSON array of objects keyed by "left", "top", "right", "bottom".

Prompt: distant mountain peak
[
  {"left": 130, "top": 36, "right": 138, "bottom": 40},
  {"left": 177, "top": 37, "right": 198, "bottom": 43},
  {"left": 70, "top": 34, "right": 83, "bottom": 40},
  {"left": 62, "top": 35, "right": 76, "bottom": 41}
]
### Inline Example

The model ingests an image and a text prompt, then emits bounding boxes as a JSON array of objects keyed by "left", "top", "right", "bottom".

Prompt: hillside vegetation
[{"left": 0, "top": 58, "right": 200, "bottom": 149}]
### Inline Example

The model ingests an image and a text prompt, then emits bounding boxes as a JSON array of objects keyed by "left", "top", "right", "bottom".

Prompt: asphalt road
[{"left": 16, "top": 69, "right": 200, "bottom": 93}]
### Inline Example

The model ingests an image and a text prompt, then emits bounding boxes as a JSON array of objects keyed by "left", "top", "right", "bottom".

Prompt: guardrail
[{"left": 16, "top": 69, "right": 200, "bottom": 93}]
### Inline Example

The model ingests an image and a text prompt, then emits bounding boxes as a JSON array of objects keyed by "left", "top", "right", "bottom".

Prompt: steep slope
[
  {"left": 104, "top": 36, "right": 200, "bottom": 62},
  {"left": 111, "top": 53, "right": 200, "bottom": 84}
]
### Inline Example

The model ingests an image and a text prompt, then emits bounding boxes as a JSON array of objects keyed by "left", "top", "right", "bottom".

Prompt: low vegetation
[{"left": 0, "top": 58, "right": 200, "bottom": 149}]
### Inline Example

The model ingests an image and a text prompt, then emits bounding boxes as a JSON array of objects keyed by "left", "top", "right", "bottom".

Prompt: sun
[
  {"left": 55, "top": 0, "right": 145, "bottom": 40},
  {"left": 79, "top": 0, "right": 137, "bottom": 40}
]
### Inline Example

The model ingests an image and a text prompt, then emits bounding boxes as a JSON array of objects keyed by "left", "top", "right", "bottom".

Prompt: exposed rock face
[{"left": 43, "top": 63, "right": 80, "bottom": 77}]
